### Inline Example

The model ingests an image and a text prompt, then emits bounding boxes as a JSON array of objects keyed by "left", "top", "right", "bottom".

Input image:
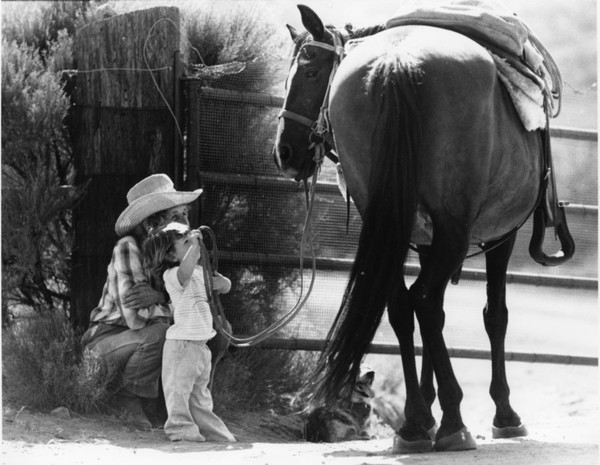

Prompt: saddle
[
  {"left": 385, "top": 0, "right": 574, "bottom": 266},
  {"left": 385, "top": 0, "right": 561, "bottom": 127}
]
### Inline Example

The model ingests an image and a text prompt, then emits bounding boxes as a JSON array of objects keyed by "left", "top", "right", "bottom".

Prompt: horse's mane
[
  {"left": 292, "top": 23, "right": 386, "bottom": 54},
  {"left": 346, "top": 24, "right": 386, "bottom": 40}
]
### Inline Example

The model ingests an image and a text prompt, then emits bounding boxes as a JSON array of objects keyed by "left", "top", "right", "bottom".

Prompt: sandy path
[{"left": 3, "top": 360, "right": 598, "bottom": 465}]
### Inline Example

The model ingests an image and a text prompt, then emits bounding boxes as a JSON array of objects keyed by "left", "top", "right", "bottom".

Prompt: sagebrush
[{"left": 2, "top": 314, "right": 114, "bottom": 413}]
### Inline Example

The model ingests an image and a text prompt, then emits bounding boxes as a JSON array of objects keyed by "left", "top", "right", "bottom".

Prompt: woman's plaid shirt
[{"left": 88, "top": 236, "right": 172, "bottom": 329}]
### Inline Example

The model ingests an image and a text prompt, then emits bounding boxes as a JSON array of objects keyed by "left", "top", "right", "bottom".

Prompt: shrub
[
  {"left": 212, "top": 348, "right": 318, "bottom": 413},
  {"left": 182, "top": 2, "right": 287, "bottom": 93},
  {"left": 1, "top": 0, "right": 91, "bottom": 62},
  {"left": 2, "top": 314, "right": 113, "bottom": 413},
  {"left": 183, "top": 3, "right": 285, "bottom": 66},
  {"left": 1, "top": 37, "right": 86, "bottom": 325}
]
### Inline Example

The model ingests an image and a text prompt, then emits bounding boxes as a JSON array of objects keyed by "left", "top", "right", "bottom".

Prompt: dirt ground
[{"left": 3, "top": 359, "right": 598, "bottom": 465}]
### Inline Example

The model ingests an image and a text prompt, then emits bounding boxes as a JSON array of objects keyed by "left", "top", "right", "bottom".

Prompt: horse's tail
[{"left": 309, "top": 55, "right": 421, "bottom": 406}]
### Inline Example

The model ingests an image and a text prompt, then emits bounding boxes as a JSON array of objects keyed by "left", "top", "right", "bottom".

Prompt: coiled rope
[{"left": 525, "top": 27, "right": 563, "bottom": 118}]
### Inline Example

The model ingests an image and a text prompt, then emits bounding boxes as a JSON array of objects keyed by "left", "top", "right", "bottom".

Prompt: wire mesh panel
[{"left": 185, "top": 71, "right": 597, "bottom": 361}]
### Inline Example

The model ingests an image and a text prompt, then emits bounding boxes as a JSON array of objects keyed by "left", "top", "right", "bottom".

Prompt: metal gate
[{"left": 185, "top": 80, "right": 598, "bottom": 366}]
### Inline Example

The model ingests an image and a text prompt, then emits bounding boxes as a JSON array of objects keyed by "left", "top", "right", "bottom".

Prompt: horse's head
[{"left": 274, "top": 5, "right": 344, "bottom": 181}]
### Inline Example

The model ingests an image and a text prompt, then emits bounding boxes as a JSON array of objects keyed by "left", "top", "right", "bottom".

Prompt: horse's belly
[
  {"left": 469, "top": 197, "right": 538, "bottom": 244},
  {"left": 411, "top": 192, "right": 539, "bottom": 246}
]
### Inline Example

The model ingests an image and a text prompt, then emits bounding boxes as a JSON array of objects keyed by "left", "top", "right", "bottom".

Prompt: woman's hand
[{"left": 122, "top": 282, "right": 167, "bottom": 310}]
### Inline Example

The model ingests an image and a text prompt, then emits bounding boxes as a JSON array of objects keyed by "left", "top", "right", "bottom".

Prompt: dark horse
[{"left": 274, "top": 5, "right": 574, "bottom": 452}]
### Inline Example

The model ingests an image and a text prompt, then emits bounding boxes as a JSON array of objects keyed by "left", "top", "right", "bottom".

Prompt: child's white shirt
[{"left": 163, "top": 265, "right": 216, "bottom": 341}]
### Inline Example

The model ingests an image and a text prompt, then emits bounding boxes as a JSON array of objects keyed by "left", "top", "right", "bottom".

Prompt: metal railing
[{"left": 186, "top": 83, "right": 598, "bottom": 366}]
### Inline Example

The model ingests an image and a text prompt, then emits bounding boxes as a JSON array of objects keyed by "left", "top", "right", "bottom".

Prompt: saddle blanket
[{"left": 385, "top": 0, "right": 560, "bottom": 131}]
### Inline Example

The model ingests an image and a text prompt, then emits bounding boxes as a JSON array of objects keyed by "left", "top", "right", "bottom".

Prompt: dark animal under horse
[{"left": 274, "top": 5, "right": 574, "bottom": 453}]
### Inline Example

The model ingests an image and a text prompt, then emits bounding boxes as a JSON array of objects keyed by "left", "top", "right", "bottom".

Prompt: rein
[
  {"left": 208, "top": 30, "right": 347, "bottom": 347},
  {"left": 198, "top": 167, "right": 322, "bottom": 348}
]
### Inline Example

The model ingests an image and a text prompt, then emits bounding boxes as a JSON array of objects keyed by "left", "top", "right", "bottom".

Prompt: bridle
[
  {"left": 278, "top": 29, "right": 345, "bottom": 165},
  {"left": 205, "top": 30, "right": 347, "bottom": 347}
]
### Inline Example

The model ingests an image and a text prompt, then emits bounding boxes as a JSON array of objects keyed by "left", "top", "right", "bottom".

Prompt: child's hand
[
  {"left": 188, "top": 229, "right": 203, "bottom": 246},
  {"left": 213, "top": 272, "right": 232, "bottom": 294},
  {"left": 177, "top": 230, "right": 202, "bottom": 287},
  {"left": 183, "top": 230, "right": 202, "bottom": 263},
  {"left": 189, "top": 229, "right": 203, "bottom": 252}
]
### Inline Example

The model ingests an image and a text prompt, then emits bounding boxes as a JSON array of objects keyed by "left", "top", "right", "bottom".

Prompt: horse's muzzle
[
  {"left": 275, "top": 142, "right": 302, "bottom": 180},
  {"left": 276, "top": 143, "right": 292, "bottom": 167}
]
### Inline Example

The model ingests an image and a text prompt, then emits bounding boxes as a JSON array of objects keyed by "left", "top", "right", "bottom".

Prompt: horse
[{"left": 273, "top": 4, "right": 574, "bottom": 453}]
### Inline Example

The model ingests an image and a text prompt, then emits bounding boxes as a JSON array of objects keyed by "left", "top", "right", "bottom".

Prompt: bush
[
  {"left": 1, "top": 0, "right": 92, "bottom": 61},
  {"left": 182, "top": 2, "right": 287, "bottom": 93},
  {"left": 213, "top": 348, "right": 318, "bottom": 414},
  {"left": 183, "top": 3, "right": 285, "bottom": 65},
  {"left": 2, "top": 314, "right": 113, "bottom": 413},
  {"left": 1, "top": 37, "right": 86, "bottom": 324}
]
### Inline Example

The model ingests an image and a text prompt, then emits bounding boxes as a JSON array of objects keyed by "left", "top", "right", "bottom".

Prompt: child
[{"left": 143, "top": 222, "right": 236, "bottom": 442}]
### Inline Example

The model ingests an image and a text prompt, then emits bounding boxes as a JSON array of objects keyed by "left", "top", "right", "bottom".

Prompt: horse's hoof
[
  {"left": 391, "top": 433, "right": 433, "bottom": 453},
  {"left": 492, "top": 423, "right": 528, "bottom": 439},
  {"left": 434, "top": 427, "right": 477, "bottom": 451}
]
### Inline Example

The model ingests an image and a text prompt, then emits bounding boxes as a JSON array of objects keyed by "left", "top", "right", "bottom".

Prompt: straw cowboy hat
[{"left": 115, "top": 174, "right": 202, "bottom": 236}]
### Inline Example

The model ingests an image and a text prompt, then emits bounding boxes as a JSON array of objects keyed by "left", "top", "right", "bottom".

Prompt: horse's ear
[
  {"left": 297, "top": 4, "right": 325, "bottom": 41},
  {"left": 286, "top": 24, "right": 298, "bottom": 41}
]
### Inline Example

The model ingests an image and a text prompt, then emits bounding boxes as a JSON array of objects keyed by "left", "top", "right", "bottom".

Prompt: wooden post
[{"left": 70, "top": 7, "right": 183, "bottom": 328}]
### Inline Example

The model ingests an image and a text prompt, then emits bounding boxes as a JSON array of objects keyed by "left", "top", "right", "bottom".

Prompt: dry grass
[{"left": 2, "top": 315, "right": 114, "bottom": 414}]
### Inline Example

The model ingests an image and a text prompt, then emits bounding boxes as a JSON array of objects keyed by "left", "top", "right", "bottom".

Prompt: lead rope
[{"left": 198, "top": 166, "right": 322, "bottom": 348}]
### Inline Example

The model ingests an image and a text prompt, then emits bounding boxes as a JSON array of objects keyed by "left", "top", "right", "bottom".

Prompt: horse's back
[{"left": 330, "top": 25, "right": 542, "bottom": 244}]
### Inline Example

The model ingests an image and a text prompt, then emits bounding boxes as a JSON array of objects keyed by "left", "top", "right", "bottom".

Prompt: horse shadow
[{"left": 323, "top": 437, "right": 597, "bottom": 464}]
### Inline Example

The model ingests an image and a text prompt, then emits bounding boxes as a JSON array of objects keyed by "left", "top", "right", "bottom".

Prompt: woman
[{"left": 81, "top": 174, "right": 202, "bottom": 430}]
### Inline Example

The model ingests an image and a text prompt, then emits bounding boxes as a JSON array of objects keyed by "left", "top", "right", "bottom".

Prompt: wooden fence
[{"left": 71, "top": 7, "right": 184, "bottom": 327}]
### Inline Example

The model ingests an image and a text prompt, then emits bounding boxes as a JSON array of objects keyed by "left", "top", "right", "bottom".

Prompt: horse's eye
[{"left": 305, "top": 69, "right": 318, "bottom": 79}]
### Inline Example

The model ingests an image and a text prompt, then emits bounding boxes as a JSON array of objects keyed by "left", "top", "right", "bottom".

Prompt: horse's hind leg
[
  {"left": 388, "top": 284, "right": 436, "bottom": 453},
  {"left": 483, "top": 234, "right": 528, "bottom": 438},
  {"left": 410, "top": 225, "right": 476, "bottom": 451},
  {"left": 416, "top": 246, "right": 438, "bottom": 437}
]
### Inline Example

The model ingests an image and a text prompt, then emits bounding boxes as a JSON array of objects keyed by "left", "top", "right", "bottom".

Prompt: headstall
[{"left": 278, "top": 30, "right": 345, "bottom": 163}]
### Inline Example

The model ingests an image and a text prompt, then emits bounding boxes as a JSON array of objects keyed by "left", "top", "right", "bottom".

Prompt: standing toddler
[{"left": 143, "top": 222, "right": 236, "bottom": 442}]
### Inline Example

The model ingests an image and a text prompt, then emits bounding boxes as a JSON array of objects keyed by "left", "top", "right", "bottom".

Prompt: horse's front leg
[
  {"left": 483, "top": 234, "right": 528, "bottom": 438},
  {"left": 388, "top": 284, "right": 436, "bottom": 453}
]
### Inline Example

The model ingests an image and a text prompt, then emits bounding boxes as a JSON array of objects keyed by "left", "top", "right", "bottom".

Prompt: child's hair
[{"left": 142, "top": 222, "right": 190, "bottom": 291}]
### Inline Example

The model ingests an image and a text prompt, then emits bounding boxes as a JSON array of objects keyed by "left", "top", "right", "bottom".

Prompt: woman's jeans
[
  {"left": 162, "top": 339, "right": 235, "bottom": 442},
  {"left": 82, "top": 322, "right": 169, "bottom": 398}
]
